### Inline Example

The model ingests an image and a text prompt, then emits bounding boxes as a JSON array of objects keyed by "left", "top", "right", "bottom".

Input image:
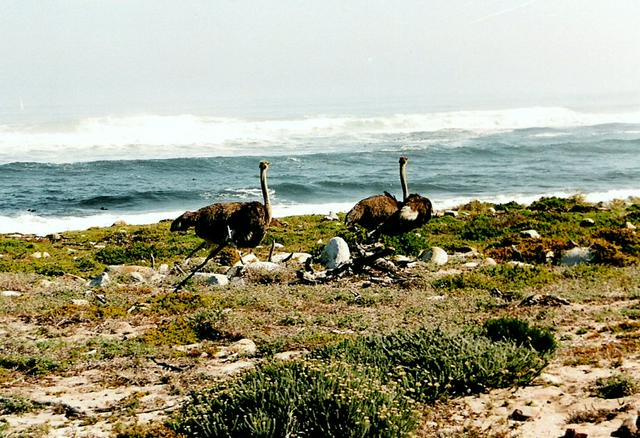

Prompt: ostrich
[
  {"left": 345, "top": 156, "right": 409, "bottom": 230},
  {"left": 373, "top": 157, "right": 433, "bottom": 236},
  {"left": 171, "top": 161, "right": 272, "bottom": 291}
]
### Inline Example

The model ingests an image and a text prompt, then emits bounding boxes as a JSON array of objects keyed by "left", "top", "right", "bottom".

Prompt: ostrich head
[{"left": 170, "top": 211, "right": 196, "bottom": 232}]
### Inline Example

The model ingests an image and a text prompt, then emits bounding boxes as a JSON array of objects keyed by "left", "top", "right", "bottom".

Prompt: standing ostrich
[
  {"left": 171, "top": 161, "right": 272, "bottom": 291},
  {"left": 345, "top": 156, "right": 409, "bottom": 230}
]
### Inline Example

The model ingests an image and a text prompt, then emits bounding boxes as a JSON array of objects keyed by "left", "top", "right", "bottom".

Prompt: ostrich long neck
[
  {"left": 400, "top": 161, "right": 409, "bottom": 202},
  {"left": 260, "top": 167, "right": 272, "bottom": 224}
]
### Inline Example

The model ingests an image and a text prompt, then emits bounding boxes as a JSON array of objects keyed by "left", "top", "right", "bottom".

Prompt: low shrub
[
  {"left": 171, "top": 360, "right": 418, "bottom": 438},
  {"left": 0, "top": 355, "right": 61, "bottom": 375},
  {"left": 593, "top": 373, "right": 638, "bottom": 399},
  {"left": 483, "top": 317, "right": 557, "bottom": 355},
  {"left": 312, "top": 325, "right": 552, "bottom": 402}
]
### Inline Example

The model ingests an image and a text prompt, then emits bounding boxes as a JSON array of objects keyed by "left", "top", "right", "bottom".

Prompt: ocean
[{"left": 1, "top": 104, "right": 639, "bottom": 235}]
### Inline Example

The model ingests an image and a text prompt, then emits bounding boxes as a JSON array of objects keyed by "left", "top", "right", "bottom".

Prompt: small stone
[
  {"left": 419, "top": 247, "right": 448, "bottom": 265},
  {"left": 323, "top": 211, "right": 339, "bottom": 221},
  {"left": 320, "top": 237, "right": 351, "bottom": 269},
  {"left": 271, "top": 252, "right": 312, "bottom": 264},
  {"left": 128, "top": 272, "right": 146, "bottom": 283},
  {"left": 1, "top": 290, "right": 22, "bottom": 297},
  {"left": 273, "top": 242, "right": 284, "bottom": 249},
  {"left": 229, "top": 339, "right": 257, "bottom": 357},
  {"left": 274, "top": 350, "right": 308, "bottom": 361},
  {"left": 520, "top": 229, "right": 541, "bottom": 239},
  {"left": 563, "top": 429, "right": 588, "bottom": 438},
  {"left": 244, "top": 261, "right": 282, "bottom": 274},
  {"left": 207, "top": 274, "right": 229, "bottom": 286},
  {"left": 507, "top": 261, "right": 534, "bottom": 268},
  {"left": 47, "top": 233, "right": 62, "bottom": 241},
  {"left": 72, "top": 299, "right": 90, "bottom": 306},
  {"left": 509, "top": 408, "right": 533, "bottom": 421},
  {"left": 625, "top": 222, "right": 637, "bottom": 230},
  {"left": 158, "top": 264, "right": 169, "bottom": 274},
  {"left": 31, "top": 251, "right": 43, "bottom": 259},
  {"left": 88, "top": 272, "right": 110, "bottom": 287},
  {"left": 463, "top": 262, "right": 479, "bottom": 269},
  {"left": 580, "top": 218, "right": 595, "bottom": 227},
  {"left": 482, "top": 257, "right": 497, "bottom": 267}
]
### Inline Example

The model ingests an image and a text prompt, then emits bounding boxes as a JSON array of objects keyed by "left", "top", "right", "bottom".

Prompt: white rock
[
  {"left": 482, "top": 257, "right": 498, "bottom": 267},
  {"left": 233, "top": 253, "right": 259, "bottom": 266},
  {"left": 274, "top": 350, "right": 309, "bottom": 361},
  {"left": 560, "top": 247, "right": 593, "bottom": 266},
  {"left": 158, "top": 263, "right": 169, "bottom": 274},
  {"left": 520, "top": 229, "right": 541, "bottom": 239},
  {"left": 323, "top": 211, "right": 339, "bottom": 221},
  {"left": 273, "top": 242, "right": 284, "bottom": 249},
  {"left": 229, "top": 338, "right": 257, "bottom": 356},
  {"left": 207, "top": 274, "right": 230, "bottom": 286},
  {"left": 271, "top": 252, "right": 312, "bottom": 264},
  {"left": 88, "top": 272, "right": 110, "bottom": 287},
  {"left": 31, "top": 251, "right": 46, "bottom": 259},
  {"left": 1, "top": 290, "right": 22, "bottom": 297},
  {"left": 580, "top": 218, "right": 595, "bottom": 227},
  {"left": 150, "top": 274, "right": 166, "bottom": 283},
  {"left": 319, "top": 237, "right": 351, "bottom": 269},
  {"left": 420, "top": 247, "right": 448, "bottom": 265},
  {"left": 507, "top": 261, "right": 534, "bottom": 268},
  {"left": 107, "top": 265, "right": 156, "bottom": 278},
  {"left": 128, "top": 272, "right": 146, "bottom": 283},
  {"left": 463, "top": 262, "right": 479, "bottom": 269},
  {"left": 72, "top": 299, "right": 90, "bottom": 306},
  {"left": 625, "top": 221, "right": 637, "bottom": 230},
  {"left": 112, "top": 220, "right": 127, "bottom": 226},
  {"left": 244, "top": 261, "right": 282, "bottom": 273}
]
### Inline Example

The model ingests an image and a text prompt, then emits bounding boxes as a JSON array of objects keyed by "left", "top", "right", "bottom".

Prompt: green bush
[
  {"left": 0, "top": 395, "right": 39, "bottom": 415},
  {"left": 380, "top": 232, "right": 429, "bottom": 256},
  {"left": 171, "top": 359, "right": 418, "bottom": 437},
  {"left": 593, "top": 373, "right": 638, "bottom": 399},
  {"left": 483, "top": 317, "right": 557, "bottom": 355},
  {"left": 312, "top": 326, "right": 552, "bottom": 402},
  {"left": 0, "top": 355, "right": 61, "bottom": 375}
]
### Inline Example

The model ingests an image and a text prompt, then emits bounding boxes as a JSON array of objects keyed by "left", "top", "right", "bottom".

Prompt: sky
[{"left": 1, "top": 0, "right": 639, "bottom": 114}]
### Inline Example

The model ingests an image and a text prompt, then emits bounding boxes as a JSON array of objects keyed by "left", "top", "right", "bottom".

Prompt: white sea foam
[
  {"left": 3, "top": 190, "right": 639, "bottom": 236},
  {"left": 1, "top": 106, "right": 638, "bottom": 164}
]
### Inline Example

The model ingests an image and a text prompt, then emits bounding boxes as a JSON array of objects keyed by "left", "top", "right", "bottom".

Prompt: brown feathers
[{"left": 344, "top": 193, "right": 400, "bottom": 230}]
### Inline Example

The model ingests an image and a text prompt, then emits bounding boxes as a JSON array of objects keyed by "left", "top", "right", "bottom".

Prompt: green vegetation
[{"left": 593, "top": 373, "right": 639, "bottom": 399}]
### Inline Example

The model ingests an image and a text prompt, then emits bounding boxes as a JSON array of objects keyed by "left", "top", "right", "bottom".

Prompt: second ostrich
[
  {"left": 345, "top": 156, "right": 409, "bottom": 230},
  {"left": 171, "top": 161, "right": 272, "bottom": 291}
]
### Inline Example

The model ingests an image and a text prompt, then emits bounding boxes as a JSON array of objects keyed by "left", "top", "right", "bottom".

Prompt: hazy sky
[{"left": 1, "top": 0, "right": 639, "bottom": 113}]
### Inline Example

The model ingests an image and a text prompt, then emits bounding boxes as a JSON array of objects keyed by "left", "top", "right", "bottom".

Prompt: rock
[
  {"left": 444, "top": 210, "right": 458, "bottom": 217},
  {"left": 580, "top": 218, "right": 595, "bottom": 227},
  {"left": 233, "top": 254, "right": 259, "bottom": 266},
  {"left": 536, "top": 372, "right": 563, "bottom": 386},
  {"left": 625, "top": 222, "right": 637, "bottom": 230},
  {"left": 509, "top": 408, "right": 536, "bottom": 421},
  {"left": 47, "top": 233, "right": 62, "bottom": 241},
  {"left": 273, "top": 242, "right": 284, "bottom": 249},
  {"left": 207, "top": 274, "right": 229, "bottom": 286},
  {"left": 562, "top": 429, "right": 588, "bottom": 438},
  {"left": 274, "top": 350, "right": 309, "bottom": 361},
  {"left": 520, "top": 229, "right": 541, "bottom": 239},
  {"left": 31, "top": 251, "right": 50, "bottom": 259},
  {"left": 128, "top": 272, "right": 146, "bottom": 283},
  {"left": 107, "top": 265, "right": 156, "bottom": 278},
  {"left": 323, "top": 211, "right": 339, "bottom": 221},
  {"left": 482, "top": 257, "right": 497, "bottom": 267},
  {"left": 39, "top": 279, "right": 54, "bottom": 288},
  {"left": 520, "top": 294, "right": 571, "bottom": 306},
  {"left": 560, "top": 247, "right": 593, "bottom": 266},
  {"left": 158, "top": 263, "right": 169, "bottom": 274},
  {"left": 149, "top": 274, "right": 166, "bottom": 283},
  {"left": 463, "top": 262, "right": 479, "bottom": 269},
  {"left": 612, "top": 414, "right": 639, "bottom": 437},
  {"left": 112, "top": 220, "right": 127, "bottom": 226},
  {"left": 507, "top": 261, "right": 534, "bottom": 268},
  {"left": 88, "top": 272, "right": 110, "bottom": 287},
  {"left": 71, "top": 299, "right": 90, "bottom": 306},
  {"left": 319, "top": 237, "right": 351, "bottom": 269},
  {"left": 1, "top": 290, "right": 22, "bottom": 297},
  {"left": 420, "top": 247, "right": 448, "bottom": 265},
  {"left": 487, "top": 207, "right": 497, "bottom": 214},
  {"left": 244, "top": 261, "right": 282, "bottom": 273},
  {"left": 271, "top": 252, "right": 312, "bottom": 264},
  {"left": 230, "top": 339, "right": 257, "bottom": 356}
]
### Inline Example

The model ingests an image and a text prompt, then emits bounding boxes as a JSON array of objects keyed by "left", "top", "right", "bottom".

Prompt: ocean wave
[{"left": 1, "top": 107, "right": 639, "bottom": 164}]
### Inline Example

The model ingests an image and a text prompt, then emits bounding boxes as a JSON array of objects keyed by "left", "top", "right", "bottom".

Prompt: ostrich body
[
  {"left": 375, "top": 193, "right": 432, "bottom": 236},
  {"left": 171, "top": 161, "right": 272, "bottom": 291},
  {"left": 345, "top": 157, "right": 408, "bottom": 230}
]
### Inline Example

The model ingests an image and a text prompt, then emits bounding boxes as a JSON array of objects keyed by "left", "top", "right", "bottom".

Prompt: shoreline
[{"left": 2, "top": 190, "right": 640, "bottom": 237}]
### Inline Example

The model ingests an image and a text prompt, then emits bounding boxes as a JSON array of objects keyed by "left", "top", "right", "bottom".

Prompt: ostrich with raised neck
[
  {"left": 345, "top": 156, "right": 409, "bottom": 230},
  {"left": 171, "top": 161, "right": 272, "bottom": 291}
]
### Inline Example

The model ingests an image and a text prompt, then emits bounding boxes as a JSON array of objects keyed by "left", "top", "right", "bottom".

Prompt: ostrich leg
[{"left": 174, "top": 244, "right": 226, "bottom": 292}]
